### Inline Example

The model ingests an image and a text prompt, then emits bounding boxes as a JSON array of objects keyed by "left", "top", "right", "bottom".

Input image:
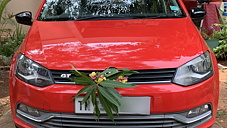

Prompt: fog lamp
[
  {"left": 187, "top": 104, "right": 210, "bottom": 118},
  {"left": 18, "top": 103, "right": 40, "bottom": 117}
]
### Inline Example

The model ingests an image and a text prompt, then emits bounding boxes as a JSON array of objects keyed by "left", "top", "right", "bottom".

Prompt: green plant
[
  {"left": 0, "top": 0, "right": 11, "bottom": 20},
  {"left": 0, "top": 24, "right": 25, "bottom": 57},
  {"left": 200, "top": 26, "right": 223, "bottom": 40},
  {"left": 0, "top": 0, "right": 12, "bottom": 42},
  {"left": 71, "top": 66, "right": 138, "bottom": 122},
  {"left": 216, "top": 110, "right": 227, "bottom": 118},
  {"left": 211, "top": 24, "right": 227, "bottom": 60},
  {"left": 214, "top": 39, "right": 227, "bottom": 60},
  {"left": 0, "top": 13, "right": 15, "bottom": 41},
  {"left": 201, "top": 24, "right": 227, "bottom": 60}
]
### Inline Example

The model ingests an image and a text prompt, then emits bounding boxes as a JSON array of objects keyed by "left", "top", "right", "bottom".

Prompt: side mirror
[
  {"left": 15, "top": 11, "right": 33, "bottom": 26},
  {"left": 188, "top": 7, "right": 206, "bottom": 22}
]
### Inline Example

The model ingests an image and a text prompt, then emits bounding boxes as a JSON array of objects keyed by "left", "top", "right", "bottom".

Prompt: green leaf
[
  {"left": 0, "top": 0, "right": 11, "bottom": 21},
  {"left": 98, "top": 87, "right": 120, "bottom": 108},
  {"left": 106, "top": 87, "right": 122, "bottom": 104},
  {"left": 107, "top": 69, "right": 138, "bottom": 80},
  {"left": 120, "top": 68, "right": 131, "bottom": 71},
  {"left": 70, "top": 77, "right": 93, "bottom": 85},
  {"left": 76, "top": 85, "right": 93, "bottom": 97},
  {"left": 91, "top": 90, "right": 96, "bottom": 105},
  {"left": 120, "top": 69, "right": 139, "bottom": 76},
  {"left": 71, "top": 66, "right": 89, "bottom": 78},
  {"left": 81, "top": 86, "right": 94, "bottom": 105},
  {"left": 94, "top": 104, "right": 101, "bottom": 118},
  {"left": 98, "top": 91, "right": 115, "bottom": 122},
  {"left": 70, "top": 70, "right": 82, "bottom": 77},
  {"left": 99, "top": 68, "right": 119, "bottom": 77},
  {"left": 109, "top": 102, "right": 119, "bottom": 114},
  {"left": 100, "top": 80, "right": 136, "bottom": 88},
  {"left": 71, "top": 70, "right": 89, "bottom": 78},
  {"left": 106, "top": 72, "right": 123, "bottom": 80},
  {"left": 122, "top": 71, "right": 139, "bottom": 76},
  {"left": 71, "top": 65, "right": 96, "bottom": 85},
  {"left": 90, "top": 89, "right": 100, "bottom": 117}
]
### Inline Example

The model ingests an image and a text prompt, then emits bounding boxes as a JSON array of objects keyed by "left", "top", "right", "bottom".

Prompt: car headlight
[
  {"left": 15, "top": 53, "right": 53, "bottom": 87},
  {"left": 173, "top": 51, "right": 213, "bottom": 86}
]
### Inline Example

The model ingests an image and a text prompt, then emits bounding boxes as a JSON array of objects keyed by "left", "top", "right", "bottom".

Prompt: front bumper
[
  {"left": 10, "top": 74, "right": 219, "bottom": 128},
  {"left": 16, "top": 105, "right": 212, "bottom": 128}
]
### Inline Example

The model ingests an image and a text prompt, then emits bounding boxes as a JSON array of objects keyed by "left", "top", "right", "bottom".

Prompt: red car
[{"left": 10, "top": 0, "right": 219, "bottom": 127}]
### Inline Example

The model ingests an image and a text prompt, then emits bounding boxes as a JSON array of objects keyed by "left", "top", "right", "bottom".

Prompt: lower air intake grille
[
  {"left": 17, "top": 112, "right": 212, "bottom": 128},
  {"left": 33, "top": 115, "right": 183, "bottom": 128}
]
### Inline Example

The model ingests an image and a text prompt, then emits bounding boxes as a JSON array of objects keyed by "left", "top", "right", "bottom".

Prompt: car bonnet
[{"left": 22, "top": 18, "right": 204, "bottom": 70}]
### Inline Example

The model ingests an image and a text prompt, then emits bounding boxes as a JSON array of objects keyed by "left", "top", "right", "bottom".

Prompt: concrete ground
[{"left": 0, "top": 109, "right": 14, "bottom": 128}]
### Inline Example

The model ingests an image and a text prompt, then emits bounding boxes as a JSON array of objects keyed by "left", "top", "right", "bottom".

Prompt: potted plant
[
  {"left": 212, "top": 24, "right": 227, "bottom": 60},
  {"left": 200, "top": 24, "right": 221, "bottom": 52},
  {"left": 201, "top": 24, "right": 227, "bottom": 60}
]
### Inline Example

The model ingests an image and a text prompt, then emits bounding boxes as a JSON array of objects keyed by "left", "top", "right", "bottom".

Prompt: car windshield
[{"left": 38, "top": 0, "right": 185, "bottom": 21}]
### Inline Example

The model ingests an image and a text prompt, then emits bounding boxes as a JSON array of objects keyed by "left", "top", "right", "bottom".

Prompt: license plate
[{"left": 75, "top": 97, "right": 150, "bottom": 115}]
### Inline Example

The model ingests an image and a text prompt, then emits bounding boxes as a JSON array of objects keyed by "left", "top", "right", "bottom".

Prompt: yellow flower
[
  {"left": 118, "top": 75, "right": 124, "bottom": 79},
  {"left": 97, "top": 76, "right": 106, "bottom": 83},
  {"left": 89, "top": 72, "right": 97, "bottom": 77},
  {"left": 121, "top": 79, "right": 128, "bottom": 83}
]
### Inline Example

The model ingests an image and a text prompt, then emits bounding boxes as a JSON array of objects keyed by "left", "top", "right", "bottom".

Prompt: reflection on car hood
[{"left": 23, "top": 19, "right": 204, "bottom": 70}]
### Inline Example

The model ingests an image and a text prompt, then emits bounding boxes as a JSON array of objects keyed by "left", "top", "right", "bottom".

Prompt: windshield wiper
[
  {"left": 145, "top": 14, "right": 185, "bottom": 19},
  {"left": 39, "top": 17, "right": 75, "bottom": 21},
  {"left": 39, "top": 14, "right": 185, "bottom": 21},
  {"left": 75, "top": 16, "right": 135, "bottom": 21},
  {"left": 75, "top": 15, "right": 185, "bottom": 21}
]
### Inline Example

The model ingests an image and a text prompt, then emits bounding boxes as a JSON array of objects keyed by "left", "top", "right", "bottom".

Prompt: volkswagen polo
[{"left": 10, "top": 0, "right": 219, "bottom": 127}]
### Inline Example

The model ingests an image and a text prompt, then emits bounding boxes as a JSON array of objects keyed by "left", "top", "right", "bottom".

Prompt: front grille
[
  {"left": 17, "top": 111, "right": 212, "bottom": 128},
  {"left": 50, "top": 68, "right": 176, "bottom": 85},
  {"left": 30, "top": 115, "right": 182, "bottom": 128}
]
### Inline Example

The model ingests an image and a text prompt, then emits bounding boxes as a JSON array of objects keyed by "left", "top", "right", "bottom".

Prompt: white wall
[
  {"left": 6, "top": 0, "right": 42, "bottom": 16},
  {"left": 5, "top": 0, "right": 42, "bottom": 31}
]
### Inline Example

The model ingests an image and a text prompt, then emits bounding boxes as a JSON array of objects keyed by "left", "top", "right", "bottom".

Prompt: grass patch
[{"left": 216, "top": 110, "right": 227, "bottom": 118}]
